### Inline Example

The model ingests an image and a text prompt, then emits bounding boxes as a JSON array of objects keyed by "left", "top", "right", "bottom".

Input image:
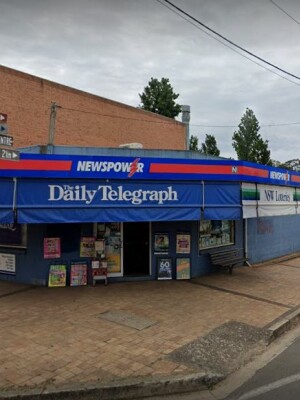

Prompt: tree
[
  {"left": 200, "top": 134, "right": 220, "bottom": 156},
  {"left": 139, "top": 77, "right": 181, "bottom": 119},
  {"left": 189, "top": 134, "right": 220, "bottom": 157},
  {"left": 189, "top": 134, "right": 199, "bottom": 151},
  {"left": 232, "top": 108, "right": 272, "bottom": 165}
]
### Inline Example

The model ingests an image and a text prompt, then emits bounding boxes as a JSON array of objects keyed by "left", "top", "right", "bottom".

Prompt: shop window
[
  {"left": 199, "top": 220, "right": 234, "bottom": 250},
  {"left": 93, "top": 222, "right": 122, "bottom": 275},
  {"left": 46, "top": 223, "right": 83, "bottom": 253},
  {"left": 0, "top": 223, "right": 27, "bottom": 248}
]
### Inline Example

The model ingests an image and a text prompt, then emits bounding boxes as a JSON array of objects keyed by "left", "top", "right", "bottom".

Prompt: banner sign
[
  {"left": 17, "top": 180, "right": 202, "bottom": 208},
  {"left": 242, "top": 183, "right": 299, "bottom": 218},
  {"left": 0, "top": 153, "right": 299, "bottom": 187}
]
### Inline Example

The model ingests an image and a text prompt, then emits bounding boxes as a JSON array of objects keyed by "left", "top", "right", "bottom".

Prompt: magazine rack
[{"left": 92, "top": 259, "right": 108, "bottom": 286}]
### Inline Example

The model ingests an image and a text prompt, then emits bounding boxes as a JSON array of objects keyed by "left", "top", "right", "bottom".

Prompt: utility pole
[
  {"left": 48, "top": 101, "right": 60, "bottom": 147},
  {"left": 181, "top": 105, "right": 191, "bottom": 150}
]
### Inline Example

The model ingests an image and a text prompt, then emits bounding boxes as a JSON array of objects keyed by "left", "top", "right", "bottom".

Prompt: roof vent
[{"left": 119, "top": 143, "right": 143, "bottom": 149}]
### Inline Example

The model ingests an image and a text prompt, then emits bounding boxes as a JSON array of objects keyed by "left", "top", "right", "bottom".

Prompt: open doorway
[{"left": 123, "top": 222, "right": 150, "bottom": 276}]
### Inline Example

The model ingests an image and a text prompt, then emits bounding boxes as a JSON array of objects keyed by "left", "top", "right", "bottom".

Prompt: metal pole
[
  {"left": 48, "top": 101, "right": 59, "bottom": 147},
  {"left": 181, "top": 105, "right": 191, "bottom": 150}
]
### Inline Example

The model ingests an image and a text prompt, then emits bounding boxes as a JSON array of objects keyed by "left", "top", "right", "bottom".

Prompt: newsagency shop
[{"left": 0, "top": 148, "right": 300, "bottom": 286}]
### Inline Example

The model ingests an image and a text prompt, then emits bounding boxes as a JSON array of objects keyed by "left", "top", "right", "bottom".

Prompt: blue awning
[
  {"left": 203, "top": 183, "right": 241, "bottom": 220},
  {"left": 0, "top": 179, "right": 14, "bottom": 223},
  {"left": 15, "top": 179, "right": 241, "bottom": 223}
]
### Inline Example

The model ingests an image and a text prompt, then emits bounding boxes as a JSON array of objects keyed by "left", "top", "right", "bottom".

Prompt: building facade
[
  {"left": 0, "top": 147, "right": 299, "bottom": 286},
  {"left": 0, "top": 65, "right": 186, "bottom": 150}
]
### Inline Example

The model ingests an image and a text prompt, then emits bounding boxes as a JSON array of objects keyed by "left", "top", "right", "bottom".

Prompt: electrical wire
[
  {"left": 60, "top": 105, "right": 300, "bottom": 130},
  {"left": 157, "top": 0, "right": 300, "bottom": 84},
  {"left": 155, "top": 0, "right": 300, "bottom": 87},
  {"left": 270, "top": 0, "right": 300, "bottom": 27},
  {"left": 191, "top": 121, "right": 300, "bottom": 128},
  {"left": 60, "top": 106, "right": 179, "bottom": 125}
]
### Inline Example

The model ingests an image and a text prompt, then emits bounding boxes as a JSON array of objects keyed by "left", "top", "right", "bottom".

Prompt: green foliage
[
  {"left": 232, "top": 108, "right": 272, "bottom": 165},
  {"left": 139, "top": 77, "right": 181, "bottom": 119},
  {"left": 189, "top": 135, "right": 199, "bottom": 151},
  {"left": 189, "top": 134, "right": 220, "bottom": 157},
  {"left": 200, "top": 134, "right": 220, "bottom": 156}
]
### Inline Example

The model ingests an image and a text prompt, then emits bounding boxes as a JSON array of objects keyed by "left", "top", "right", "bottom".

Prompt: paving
[{"left": 1, "top": 256, "right": 300, "bottom": 399}]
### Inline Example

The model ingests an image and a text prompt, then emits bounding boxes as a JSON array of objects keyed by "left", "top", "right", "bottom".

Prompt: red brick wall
[{"left": 0, "top": 66, "right": 186, "bottom": 150}]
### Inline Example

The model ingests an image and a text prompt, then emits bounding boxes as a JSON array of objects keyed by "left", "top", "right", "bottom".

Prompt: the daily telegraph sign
[
  {"left": 17, "top": 180, "right": 201, "bottom": 208},
  {"left": 1, "top": 153, "right": 300, "bottom": 187}
]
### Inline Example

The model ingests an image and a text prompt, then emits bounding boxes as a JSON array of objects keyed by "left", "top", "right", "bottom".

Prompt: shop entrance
[{"left": 123, "top": 222, "right": 150, "bottom": 276}]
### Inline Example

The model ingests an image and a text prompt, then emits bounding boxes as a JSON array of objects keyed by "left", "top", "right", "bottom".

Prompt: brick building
[{"left": 0, "top": 65, "right": 186, "bottom": 150}]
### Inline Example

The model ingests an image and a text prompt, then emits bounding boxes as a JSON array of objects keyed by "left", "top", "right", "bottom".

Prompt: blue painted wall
[
  {"left": 0, "top": 219, "right": 244, "bottom": 285},
  {"left": 247, "top": 215, "right": 300, "bottom": 263}
]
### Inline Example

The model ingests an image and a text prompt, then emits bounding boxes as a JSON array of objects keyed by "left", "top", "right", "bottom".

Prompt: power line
[
  {"left": 61, "top": 105, "right": 300, "bottom": 129},
  {"left": 157, "top": 0, "right": 300, "bottom": 83},
  {"left": 191, "top": 121, "right": 300, "bottom": 128},
  {"left": 60, "top": 106, "right": 179, "bottom": 125},
  {"left": 155, "top": 0, "right": 300, "bottom": 87},
  {"left": 270, "top": 0, "right": 300, "bottom": 27}
]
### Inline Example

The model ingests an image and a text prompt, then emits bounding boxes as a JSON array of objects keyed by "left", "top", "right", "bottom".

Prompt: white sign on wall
[
  {"left": 0, "top": 253, "right": 16, "bottom": 274},
  {"left": 242, "top": 183, "right": 298, "bottom": 218}
]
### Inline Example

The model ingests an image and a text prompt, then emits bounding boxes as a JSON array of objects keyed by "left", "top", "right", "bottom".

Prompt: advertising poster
[
  {"left": 70, "top": 262, "right": 87, "bottom": 286},
  {"left": 44, "top": 237, "right": 61, "bottom": 259},
  {"left": 80, "top": 237, "right": 95, "bottom": 257},
  {"left": 48, "top": 264, "right": 67, "bottom": 287},
  {"left": 176, "top": 258, "right": 191, "bottom": 280},
  {"left": 176, "top": 233, "right": 191, "bottom": 254},
  {"left": 157, "top": 258, "right": 172, "bottom": 280},
  {"left": 154, "top": 233, "right": 169, "bottom": 254},
  {"left": 0, "top": 253, "right": 16, "bottom": 274},
  {"left": 95, "top": 239, "right": 105, "bottom": 258}
]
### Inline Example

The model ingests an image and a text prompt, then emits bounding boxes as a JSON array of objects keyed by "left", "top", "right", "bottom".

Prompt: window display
[
  {"left": 199, "top": 220, "right": 234, "bottom": 250},
  {"left": 94, "top": 222, "right": 122, "bottom": 275}
]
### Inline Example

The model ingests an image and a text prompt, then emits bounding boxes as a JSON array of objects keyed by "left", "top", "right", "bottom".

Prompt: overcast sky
[{"left": 1, "top": 0, "right": 300, "bottom": 162}]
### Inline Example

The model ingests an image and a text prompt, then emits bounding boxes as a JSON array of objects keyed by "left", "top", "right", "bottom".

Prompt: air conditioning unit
[{"left": 119, "top": 143, "right": 143, "bottom": 149}]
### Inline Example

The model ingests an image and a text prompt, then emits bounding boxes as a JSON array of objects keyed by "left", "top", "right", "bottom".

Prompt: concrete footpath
[{"left": 2, "top": 256, "right": 300, "bottom": 399}]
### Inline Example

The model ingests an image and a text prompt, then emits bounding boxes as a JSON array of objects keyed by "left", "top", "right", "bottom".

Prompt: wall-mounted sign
[
  {"left": 154, "top": 233, "right": 169, "bottom": 254},
  {"left": 0, "top": 113, "right": 7, "bottom": 123},
  {"left": 0, "top": 253, "right": 15, "bottom": 274},
  {"left": 176, "top": 233, "right": 191, "bottom": 254},
  {"left": 80, "top": 237, "right": 95, "bottom": 257},
  {"left": 44, "top": 237, "right": 61, "bottom": 259},
  {"left": 0, "top": 148, "right": 19, "bottom": 161},
  {"left": 0, "top": 134, "right": 13, "bottom": 147}
]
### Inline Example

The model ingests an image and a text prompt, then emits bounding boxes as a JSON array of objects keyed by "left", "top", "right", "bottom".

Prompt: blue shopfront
[
  {"left": 0, "top": 151, "right": 245, "bottom": 285},
  {"left": 2, "top": 150, "right": 300, "bottom": 286}
]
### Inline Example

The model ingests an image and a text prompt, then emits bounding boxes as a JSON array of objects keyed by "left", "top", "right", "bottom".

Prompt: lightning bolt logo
[{"left": 128, "top": 158, "right": 140, "bottom": 178}]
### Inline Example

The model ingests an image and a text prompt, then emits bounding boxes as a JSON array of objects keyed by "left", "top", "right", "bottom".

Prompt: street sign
[
  {"left": 0, "top": 113, "right": 7, "bottom": 123},
  {"left": 0, "top": 124, "right": 8, "bottom": 135},
  {"left": 0, "top": 148, "right": 19, "bottom": 161},
  {"left": 0, "top": 134, "right": 13, "bottom": 147}
]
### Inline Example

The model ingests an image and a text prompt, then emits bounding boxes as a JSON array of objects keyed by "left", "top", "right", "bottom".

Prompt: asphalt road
[
  {"left": 224, "top": 333, "right": 300, "bottom": 400},
  {"left": 138, "top": 326, "right": 300, "bottom": 400}
]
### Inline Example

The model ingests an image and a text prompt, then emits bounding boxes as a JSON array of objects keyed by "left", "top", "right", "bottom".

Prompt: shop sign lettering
[
  {"left": 270, "top": 171, "right": 290, "bottom": 181},
  {"left": 76, "top": 158, "right": 144, "bottom": 177},
  {"left": 264, "top": 189, "right": 291, "bottom": 202},
  {"left": 48, "top": 185, "right": 178, "bottom": 205}
]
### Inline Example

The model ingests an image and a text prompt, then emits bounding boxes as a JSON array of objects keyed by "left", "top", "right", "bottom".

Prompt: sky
[{"left": 1, "top": 0, "right": 300, "bottom": 162}]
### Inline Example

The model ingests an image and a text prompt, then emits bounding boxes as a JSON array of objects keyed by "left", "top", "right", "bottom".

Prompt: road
[{"left": 138, "top": 325, "right": 300, "bottom": 400}]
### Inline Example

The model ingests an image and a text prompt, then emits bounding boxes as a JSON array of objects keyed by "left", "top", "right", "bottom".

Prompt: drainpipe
[{"left": 181, "top": 105, "right": 190, "bottom": 150}]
